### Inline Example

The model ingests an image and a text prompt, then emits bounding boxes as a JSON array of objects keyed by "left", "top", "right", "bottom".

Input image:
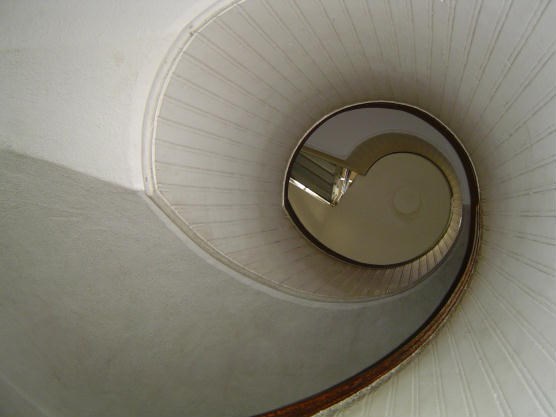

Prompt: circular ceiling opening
[{"left": 284, "top": 102, "right": 466, "bottom": 269}]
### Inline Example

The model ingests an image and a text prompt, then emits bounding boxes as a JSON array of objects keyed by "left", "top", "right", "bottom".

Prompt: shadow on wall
[{"left": 1, "top": 150, "right": 468, "bottom": 417}]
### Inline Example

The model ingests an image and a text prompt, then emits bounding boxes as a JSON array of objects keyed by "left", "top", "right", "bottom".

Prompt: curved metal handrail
[{"left": 261, "top": 102, "right": 481, "bottom": 416}]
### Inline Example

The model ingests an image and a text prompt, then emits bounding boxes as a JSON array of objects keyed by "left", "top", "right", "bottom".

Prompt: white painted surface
[
  {"left": 0, "top": 0, "right": 223, "bottom": 189},
  {"left": 0, "top": 150, "right": 466, "bottom": 417},
  {"left": 1, "top": 0, "right": 555, "bottom": 415}
]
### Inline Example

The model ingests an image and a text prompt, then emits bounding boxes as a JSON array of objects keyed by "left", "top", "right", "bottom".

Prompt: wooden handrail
[{"left": 262, "top": 101, "right": 481, "bottom": 416}]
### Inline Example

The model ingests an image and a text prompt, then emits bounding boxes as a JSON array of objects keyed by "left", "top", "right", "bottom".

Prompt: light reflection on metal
[
  {"left": 331, "top": 168, "right": 357, "bottom": 206},
  {"left": 289, "top": 149, "right": 358, "bottom": 206}
]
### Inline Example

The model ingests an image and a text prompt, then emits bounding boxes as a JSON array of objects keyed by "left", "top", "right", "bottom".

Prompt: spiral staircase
[{"left": 1, "top": 1, "right": 555, "bottom": 416}]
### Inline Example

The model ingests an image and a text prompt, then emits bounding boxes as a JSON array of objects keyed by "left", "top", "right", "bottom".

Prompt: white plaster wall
[
  {"left": 1, "top": 0, "right": 555, "bottom": 416},
  {"left": 0, "top": 150, "right": 468, "bottom": 417},
  {"left": 0, "top": 0, "right": 224, "bottom": 189}
]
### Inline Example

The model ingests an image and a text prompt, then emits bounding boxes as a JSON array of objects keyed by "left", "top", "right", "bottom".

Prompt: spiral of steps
[
  {"left": 1, "top": 1, "right": 555, "bottom": 417},
  {"left": 145, "top": 2, "right": 481, "bottom": 413}
]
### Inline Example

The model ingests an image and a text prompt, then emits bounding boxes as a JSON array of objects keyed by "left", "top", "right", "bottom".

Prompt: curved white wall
[
  {"left": 1, "top": 0, "right": 555, "bottom": 416},
  {"left": 148, "top": 2, "right": 475, "bottom": 300},
  {"left": 0, "top": 0, "right": 220, "bottom": 189}
]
